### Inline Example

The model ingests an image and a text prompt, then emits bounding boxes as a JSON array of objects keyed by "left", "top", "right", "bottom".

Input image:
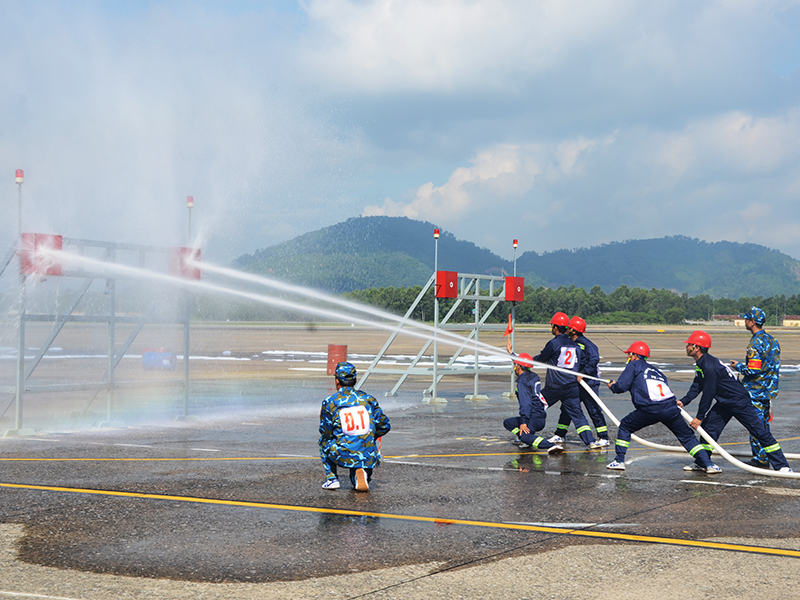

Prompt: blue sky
[{"left": 2, "top": 0, "right": 800, "bottom": 264}]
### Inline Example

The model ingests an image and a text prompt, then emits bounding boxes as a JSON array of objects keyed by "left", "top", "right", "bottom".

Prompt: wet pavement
[{"left": 2, "top": 374, "right": 800, "bottom": 588}]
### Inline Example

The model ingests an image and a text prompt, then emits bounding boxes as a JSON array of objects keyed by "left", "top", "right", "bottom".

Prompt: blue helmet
[
  {"left": 334, "top": 361, "right": 357, "bottom": 384},
  {"left": 740, "top": 307, "right": 766, "bottom": 325}
]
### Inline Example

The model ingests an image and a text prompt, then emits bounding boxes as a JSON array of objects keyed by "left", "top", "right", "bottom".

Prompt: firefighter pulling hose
[{"left": 506, "top": 314, "right": 799, "bottom": 478}]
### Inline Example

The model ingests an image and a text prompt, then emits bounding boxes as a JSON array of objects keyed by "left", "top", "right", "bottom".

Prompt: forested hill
[
  {"left": 516, "top": 237, "right": 800, "bottom": 298},
  {"left": 232, "top": 216, "right": 534, "bottom": 293},
  {"left": 232, "top": 216, "right": 800, "bottom": 297}
]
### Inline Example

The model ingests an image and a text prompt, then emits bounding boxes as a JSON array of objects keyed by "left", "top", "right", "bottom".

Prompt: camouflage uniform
[
  {"left": 734, "top": 328, "right": 780, "bottom": 465},
  {"left": 319, "top": 372, "right": 391, "bottom": 485}
]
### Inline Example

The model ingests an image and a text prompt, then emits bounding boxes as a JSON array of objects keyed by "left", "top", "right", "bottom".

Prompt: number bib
[
  {"left": 718, "top": 359, "right": 738, "bottom": 379},
  {"left": 558, "top": 346, "right": 578, "bottom": 370},
  {"left": 645, "top": 379, "right": 674, "bottom": 401},
  {"left": 339, "top": 405, "right": 371, "bottom": 436},
  {"left": 643, "top": 368, "right": 674, "bottom": 401}
]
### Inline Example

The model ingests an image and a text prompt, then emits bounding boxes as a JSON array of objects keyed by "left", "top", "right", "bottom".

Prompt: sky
[{"left": 2, "top": 0, "right": 800, "bottom": 266}]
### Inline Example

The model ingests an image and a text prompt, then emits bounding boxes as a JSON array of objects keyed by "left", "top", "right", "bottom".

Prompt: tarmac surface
[{"left": 1, "top": 324, "right": 800, "bottom": 598}]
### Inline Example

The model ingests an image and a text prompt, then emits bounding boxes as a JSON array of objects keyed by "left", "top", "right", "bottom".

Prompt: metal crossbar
[{"left": 358, "top": 272, "right": 508, "bottom": 398}]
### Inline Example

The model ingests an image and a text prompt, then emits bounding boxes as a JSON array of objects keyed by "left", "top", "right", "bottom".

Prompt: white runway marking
[
  {"left": 761, "top": 487, "right": 800, "bottom": 497},
  {"left": 679, "top": 479, "right": 753, "bottom": 488},
  {"left": 0, "top": 591, "right": 85, "bottom": 600},
  {"left": 113, "top": 443, "right": 153, "bottom": 448}
]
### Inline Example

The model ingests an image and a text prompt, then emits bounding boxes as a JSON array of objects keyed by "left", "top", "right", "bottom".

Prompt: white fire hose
[{"left": 578, "top": 378, "right": 800, "bottom": 479}]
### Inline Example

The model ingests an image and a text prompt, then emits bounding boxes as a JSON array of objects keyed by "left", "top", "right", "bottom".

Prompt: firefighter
[
  {"left": 503, "top": 352, "right": 564, "bottom": 454},
  {"left": 510, "top": 312, "right": 596, "bottom": 447},
  {"left": 550, "top": 315, "right": 610, "bottom": 448},
  {"left": 678, "top": 331, "right": 791, "bottom": 473},
  {"left": 605, "top": 341, "right": 720, "bottom": 473}
]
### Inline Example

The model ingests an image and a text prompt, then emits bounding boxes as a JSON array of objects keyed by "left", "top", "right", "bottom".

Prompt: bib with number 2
[{"left": 558, "top": 346, "right": 578, "bottom": 369}]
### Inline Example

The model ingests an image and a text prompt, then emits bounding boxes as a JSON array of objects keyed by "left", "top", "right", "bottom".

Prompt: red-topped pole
[
  {"left": 186, "top": 196, "right": 194, "bottom": 242},
  {"left": 432, "top": 228, "right": 441, "bottom": 402},
  {"left": 504, "top": 238, "right": 521, "bottom": 398},
  {"left": 15, "top": 170, "right": 23, "bottom": 246},
  {"left": 14, "top": 169, "right": 25, "bottom": 434}
]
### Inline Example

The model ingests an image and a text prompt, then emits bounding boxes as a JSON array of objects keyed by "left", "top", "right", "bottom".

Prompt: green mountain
[
  {"left": 517, "top": 237, "right": 800, "bottom": 298},
  {"left": 232, "top": 216, "right": 524, "bottom": 293},
  {"left": 233, "top": 217, "right": 800, "bottom": 297}
]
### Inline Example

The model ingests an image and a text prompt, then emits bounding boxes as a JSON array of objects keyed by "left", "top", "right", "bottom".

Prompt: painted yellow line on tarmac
[
  {"left": 0, "top": 456, "right": 317, "bottom": 462},
  {"left": 0, "top": 451, "right": 552, "bottom": 462},
  {"left": 0, "top": 481, "right": 798, "bottom": 559}
]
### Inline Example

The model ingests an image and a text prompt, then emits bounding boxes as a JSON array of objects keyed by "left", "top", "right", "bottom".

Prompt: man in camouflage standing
[{"left": 730, "top": 307, "right": 780, "bottom": 468}]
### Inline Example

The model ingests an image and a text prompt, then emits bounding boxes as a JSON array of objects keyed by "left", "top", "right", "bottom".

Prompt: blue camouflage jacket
[
  {"left": 319, "top": 386, "right": 391, "bottom": 469},
  {"left": 734, "top": 329, "right": 780, "bottom": 403}
]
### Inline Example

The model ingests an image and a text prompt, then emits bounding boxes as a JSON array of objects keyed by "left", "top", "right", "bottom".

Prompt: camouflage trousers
[{"left": 750, "top": 400, "right": 771, "bottom": 465}]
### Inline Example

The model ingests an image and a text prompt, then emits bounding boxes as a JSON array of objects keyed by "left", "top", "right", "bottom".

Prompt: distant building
[
  {"left": 783, "top": 316, "right": 800, "bottom": 327},
  {"left": 712, "top": 315, "right": 738, "bottom": 321}
]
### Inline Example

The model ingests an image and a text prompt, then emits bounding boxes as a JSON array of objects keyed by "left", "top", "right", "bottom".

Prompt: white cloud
[
  {"left": 656, "top": 110, "right": 800, "bottom": 180},
  {"left": 300, "top": 0, "right": 794, "bottom": 99},
  {"left": 364, "top": 135, "right": 616, "bottom": 224},
  {"left": 364, "top": 108, "right": 800, "bottom": 259},
  {"left": 4, "top": 0, "right": 800, "bottom": 271},
  {"left": 364, "top": 143, "right": 540, "bottom": 220},
  {"left": 301, "top": 0, "right": 635, "bottom": 92}
]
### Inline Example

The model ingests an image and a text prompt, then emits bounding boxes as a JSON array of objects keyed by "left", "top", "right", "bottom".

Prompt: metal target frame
[
  {"left": 357, "top": 271, "right": 522, "bottom": 400},
  {"left": 0, "top": 236, "right": 198, "bottom": 434}
]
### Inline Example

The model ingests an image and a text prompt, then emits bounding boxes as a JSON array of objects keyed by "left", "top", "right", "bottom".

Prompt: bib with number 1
[{"left": 644, "top": 368, "right": 673, "bottom": 401}]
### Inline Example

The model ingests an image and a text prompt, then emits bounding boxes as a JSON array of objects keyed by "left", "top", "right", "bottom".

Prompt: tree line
[{"left": 343, "top": 284, "right": 800, "bottom": 325}]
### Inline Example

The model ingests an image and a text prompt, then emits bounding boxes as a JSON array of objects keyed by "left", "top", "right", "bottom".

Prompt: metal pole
[
  {"left": 510, "top": 240, "right": 518, "bottom": 396},
  {"left": 15, "top": 272, "right": 25, "bottom": 432},
  {"left": 14, "top": 177, "right": 25, "bottom": 433},
  {"left": 186, "top": 196, "right": 194, "bottom": 244},
  {"left": 183, "top": 290, "right": 190, "bottom": 417},
  {"left": 473, "top": 298, "right": 479, "bottom": 397},
  {"left": 512, "top": 241, "right": 517, "bottom": 353},
  {"left": 432, "top": 231, "right": 439, "bottom": 401},
  {"left": 183, "top": 197, "right": 194, "bottom": 419},
  {"left": 106, "top": 265, "right": 116, "bottom": 424}
]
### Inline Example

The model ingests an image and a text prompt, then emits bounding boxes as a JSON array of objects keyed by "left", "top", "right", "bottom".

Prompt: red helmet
[
  {"left": 567, "top": 316, "right": 586, "bottom": 333},
  {"left": 624, "top": 341, "right": 650, "bottom": 357},
  {"left": 685, "top": 330, "right": 711, "bottom": 348},
  {"left": 513, "top": 353, "right": 533, "bottom": 368},
  {"left": 550, "top": 312, "right": 569, "bottom": 327}
]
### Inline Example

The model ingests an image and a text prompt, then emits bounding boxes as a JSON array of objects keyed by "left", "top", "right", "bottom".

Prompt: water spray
[
  {"left": 191, "top": 259, "right": 514, "bottom": 360},
  {"left": 32, "top": 246, "right": 614, "bottom": 388},
  {"left": 186, "top": 258, "right": 614, "bottom": 384},
  {"left": 24, "top": 246, "right": 799, "bottom": 476},
  {"left": 43, "top": 248, "right": 528, "bottom": 365}
]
